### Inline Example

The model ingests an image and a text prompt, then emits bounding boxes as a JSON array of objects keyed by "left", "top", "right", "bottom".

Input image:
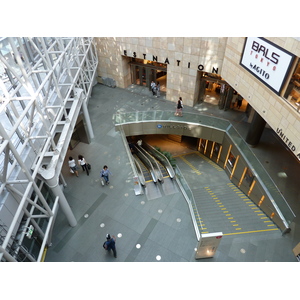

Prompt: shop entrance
[
  {"left": 196, "top": 71, "right": 248, "bottom": 112},
  {"left": 129, "top": 58, "right": 167, "bottom": 93}
]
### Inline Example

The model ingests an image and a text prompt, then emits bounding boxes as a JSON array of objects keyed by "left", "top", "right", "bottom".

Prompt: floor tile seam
[
  {"left": 136, "top": 236, "right": 194, "bottom": 262},
  {"left": 195, "top": 151, "right": 225, "bottom": 171},
  {"left": 200, "top": 210, "right": 255, "bottom": 217},
  {"left": 124, "top": 218, "right": 158, "bottom": 261},
  {"left": 204, "top": 195, "right": 260, "bottom": 210},
  {"left": 197, "top": 194, "right": 252, "bottom": 208},
  {"left": 199, "top": 218, "right": 276, "bottom": 229},
  {"left": 177, "top": 156, "right": 203, "bottom": 175},
  {"left": 197, "top": 208, "right": 260, "bottom": 227},
  {"left": 81, "top": 85, "right": 296, "bottom": 262},
  {"left": 205, "top": 188, "right": 247, "bottom": 197},
  {"left": 194, "top": 195, "right": 255, "bottom": 206},
  {"left": 220, "top": 222, "right": 274, "bottom": 230},
  {"left": 176, "top": 152, "right": 218, "bottom": 168},
  {"left": 53, "top": 193, "right": 108, "bottom": 252},
  {"left": 199, "top": 226, "right": 276, "bottom": 234}
]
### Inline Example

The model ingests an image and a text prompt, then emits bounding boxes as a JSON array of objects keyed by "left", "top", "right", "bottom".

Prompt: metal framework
[{"left": 0, "top": 37, "right": 98, "bottom": 261}]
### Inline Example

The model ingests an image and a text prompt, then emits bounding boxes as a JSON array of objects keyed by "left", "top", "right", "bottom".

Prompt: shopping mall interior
[{"left": 0, "top": 32, "right": 299, "bottom": 299}]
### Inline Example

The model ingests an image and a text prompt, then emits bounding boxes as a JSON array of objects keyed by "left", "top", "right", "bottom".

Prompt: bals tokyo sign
[{"left": 240, "top": 37, "right": 295, "bottom": 94}]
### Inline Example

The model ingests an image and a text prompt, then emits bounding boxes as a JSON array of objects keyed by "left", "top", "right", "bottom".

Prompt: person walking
[
  {"left": 68, "top": 156, "right": 79, "bottom": 177},
  {"left": 237, "top": 95, "right": 243, "bottom": 109},
  {"left": 175, "top": 97, "right": 183, "bottom": 116},
  {"left": 100, "top": 165, "right": 112, "bottom": 185},
  {"left": 151, "top": 80, "right": 156, "bottom": 96},
  {"left": 156, "top": 82, "right": 160, "bottom": 97},
  {"left": 78, "top": 154, "right": 89, "bottom": 176},
  {"left": 103, "top": 234, "right": 117, "bottom": 258}
]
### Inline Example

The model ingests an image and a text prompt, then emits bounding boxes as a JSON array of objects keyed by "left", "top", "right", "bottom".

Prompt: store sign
[
  {"left": 276, "top": 128, "right": 300, "bottom": 160},
  {"left": 157, "top": 124, "right": 188, "bottom": 130},
  {"left": 123, "top": 50, "right": 219, "bottom": 74},
  {"left": 240, "top": 37, "right": 295, "bottom": 94}
]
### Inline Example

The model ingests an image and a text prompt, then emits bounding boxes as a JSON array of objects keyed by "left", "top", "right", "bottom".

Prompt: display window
[{"left": 283, "top": 58, "right": 300, "bottom": 111}]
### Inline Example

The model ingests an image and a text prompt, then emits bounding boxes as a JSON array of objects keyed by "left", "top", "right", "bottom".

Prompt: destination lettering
[{"left": 124, "top": 50, "right": 219, "bottom": 74}]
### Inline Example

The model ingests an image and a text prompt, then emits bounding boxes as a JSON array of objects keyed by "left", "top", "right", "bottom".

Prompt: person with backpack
[{"left": 103, "top": 234, "right": 117, "bottom": 258}]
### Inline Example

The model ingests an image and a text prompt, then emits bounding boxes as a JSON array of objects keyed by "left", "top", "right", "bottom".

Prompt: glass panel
[
  {"left": 283, "top": 58, "right": 300, "bottom": 111},
  {"left": 135, "top": 66, "right": 140, "bottom": 85},
  {"left": 227, "top": 152, "right": 236, "bottom": 169},
  {"left": 244, "top": 168, "right": 254, "bottom": 187},
  {"left": 141, "top": 67, "right": 146, "bottom": 86},
  {"left": 114, "top": 111, "right": 295, "bottom": 225}
]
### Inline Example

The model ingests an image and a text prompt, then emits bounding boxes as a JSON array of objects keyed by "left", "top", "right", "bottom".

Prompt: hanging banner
[{"left": 240, "top": 37, "right": 295, "bottom": 95}]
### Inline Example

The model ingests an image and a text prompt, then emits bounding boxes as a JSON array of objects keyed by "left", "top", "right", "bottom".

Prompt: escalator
[
  {"left": 129, "top": 141, "right": 178, "bottom": 200},
  {"left": 132, "top": 154, "right": 151, "bottom": 185},
  {"left": 142, "top": 142, "right": 175, "bottom": 179},
  {"left": 133, "top": 144, "right": 159, "bottom": 183},
  {"left": 136, "top": 144, "right": 163, "bottom": 182},
  {"left": 141, "top": 142, "right": 178, "bottom": 196}
]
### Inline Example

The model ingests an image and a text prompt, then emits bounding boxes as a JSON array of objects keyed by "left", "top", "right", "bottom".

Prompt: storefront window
[
  {"left": 227, "top": 153, "right": 236, "bottom": 169},
  {"left": 283, "top": 58, "right": 300, "bottom": 111}
]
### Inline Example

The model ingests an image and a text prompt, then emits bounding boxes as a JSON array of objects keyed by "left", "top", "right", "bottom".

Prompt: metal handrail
[
  {"left": 174, "top": 165, "right": 202, "bottom": 240},
  {"left": 142, "top": 142, "right": 176, "bottom": 179}
]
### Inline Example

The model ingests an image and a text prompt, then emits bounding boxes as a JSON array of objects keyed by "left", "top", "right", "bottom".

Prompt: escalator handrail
[
  {"left": 134, "top": 145, "right": 158, "bottom": 183},
  {"left": 136, "top": 144, "right": 164, "bottom": 182},
  {"left": 132, "top": 155, "right": 146, "bottom": 186},
  {"left": 142, "top": 142, "right": 175, "bottom": 179}
]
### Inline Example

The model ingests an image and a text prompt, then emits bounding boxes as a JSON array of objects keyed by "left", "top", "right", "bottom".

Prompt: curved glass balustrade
[{"left": 114, "top": 110, "right": 295, "bottom": 231}]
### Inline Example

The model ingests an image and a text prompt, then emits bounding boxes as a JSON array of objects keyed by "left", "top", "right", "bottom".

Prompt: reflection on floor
[
  {"left": 44, "top": 84, "right": 300, "bottom": 264},
  {"left": 204, "top": 89, "right": 248, "bottom": 112}
]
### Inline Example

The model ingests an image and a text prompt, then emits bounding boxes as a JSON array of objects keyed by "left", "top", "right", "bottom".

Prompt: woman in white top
[
  {"left": 78, "top": 154, "right": 89, "bottom": 176},
  {"left": 68, "top": 156, "right": 79, "bottom": 177}
]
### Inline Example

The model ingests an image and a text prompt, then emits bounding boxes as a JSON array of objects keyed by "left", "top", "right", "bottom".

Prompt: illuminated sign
[
  {"left": 240, "top": 37, "right": 295, "bottom": 94},
  {"left": 195, "top": 232, "right": 223, "bottom": 259},
  {"left": 157, "top": 124, "right": 188, "bottom": 130}
]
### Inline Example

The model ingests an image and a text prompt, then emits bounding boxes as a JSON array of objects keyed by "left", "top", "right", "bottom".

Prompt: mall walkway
[{"left": 44, "top": 84, "right": 300, "bottom": 262}]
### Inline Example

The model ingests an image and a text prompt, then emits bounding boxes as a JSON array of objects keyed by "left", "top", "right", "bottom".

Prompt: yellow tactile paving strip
[{"left": 176, "top": 152, "right": 279, "bottom": 236}]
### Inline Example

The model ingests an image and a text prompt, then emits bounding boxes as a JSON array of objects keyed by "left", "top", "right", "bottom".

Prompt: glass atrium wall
[{"left": 0, "top": 37, "right": 98, "bottom": 262}]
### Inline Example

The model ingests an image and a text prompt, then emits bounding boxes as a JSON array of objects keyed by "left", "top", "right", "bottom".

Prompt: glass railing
[
  {"left": 174, "top": 165, "right": 202, "bottom": 238},
  {"left": 226, "top": 125, "right": 295, "bottom": 224},
  {"left": 114, "top": 110, "right": 295, "bottom": 226},
  {"left": 114, "top": 110, "right": 231, "bottom": 131}
]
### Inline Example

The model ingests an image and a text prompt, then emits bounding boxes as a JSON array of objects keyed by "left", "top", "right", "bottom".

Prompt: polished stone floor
[{"left": 44, "top": 84, "right": 300, "bottom": 265}]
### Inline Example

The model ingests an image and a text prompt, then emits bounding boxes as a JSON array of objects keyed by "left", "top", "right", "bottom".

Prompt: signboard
[
  {"left": 240, "top": 37, "right": 295, "bottom": 95},
  {"left": 133, "top": 176, "right": 143, "bottom": 195},
  {"left": 195, "top": 232, "right": 223, "bottom": 259}
]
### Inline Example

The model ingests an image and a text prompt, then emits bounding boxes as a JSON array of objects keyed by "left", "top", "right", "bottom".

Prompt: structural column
[
  {"left": 82, "top": 101, "right": 94, "bottom": 140},
  {"left": 0, "top": 246, "right": 17, "bottom": 262},
  {"left": 46, "top": 174, "right": 77, "bottom": 227},
  {"left": 245, "top": 110, "right": 266, "bottom": 147}
]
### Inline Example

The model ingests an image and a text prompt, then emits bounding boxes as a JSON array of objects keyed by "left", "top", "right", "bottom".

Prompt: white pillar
[
  {"left": 0, "top": 246, "right": 17, "bottom": 262},
  {"left": 82, "top": 100, "right": 94, "bottom": 139},
  {"left": 45, "top": 172, "right": 77, "bottom": 227}
]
